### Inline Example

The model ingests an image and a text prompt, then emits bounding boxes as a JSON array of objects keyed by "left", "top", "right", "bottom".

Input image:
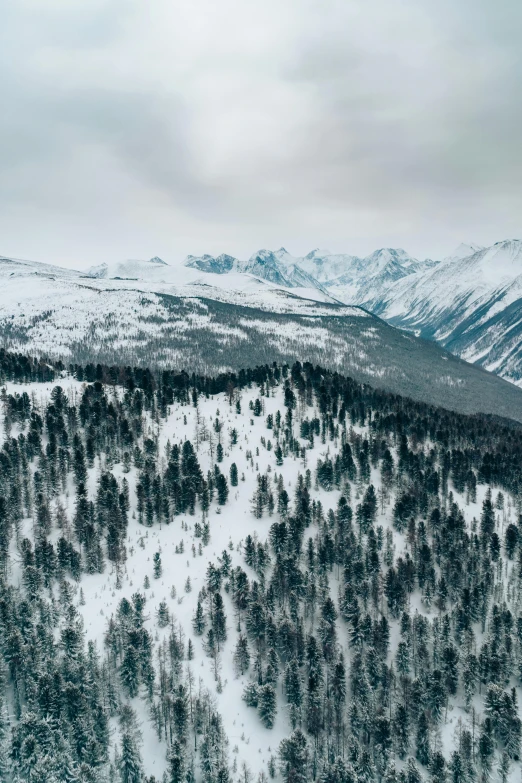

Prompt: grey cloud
[{"left": 0, "top": 0, "right": 521, "bottom": 266}]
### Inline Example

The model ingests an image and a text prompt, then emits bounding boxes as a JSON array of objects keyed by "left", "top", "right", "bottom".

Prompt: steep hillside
[
  {"left": 374, "top": 240, "right": 522, "bottom": 387},
  {"left": 1, "top": 252, "right": 522, "bottom": 422},
  {"left": 181, "top": 240, "right": 522, "bottom": 388},
  {"left": 323, "top": 249, "right": 436, "bottom": 309},
  {"left": 1, "top": 355, "right": 522, "bottom": 782}
]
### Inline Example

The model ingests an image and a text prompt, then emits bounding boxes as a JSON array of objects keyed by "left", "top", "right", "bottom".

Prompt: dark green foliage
[
  {"left": 259, "top": 684, "right": 277, "bottom": 728},
  {"left": 279, "top": 730, "right": 309, "bottom": 783},
  {"left": 2, "top": 353, "right": 522, "bottom": 782},
  {"left": 233, "top": 635, "right": 250, "bottom": 675}
]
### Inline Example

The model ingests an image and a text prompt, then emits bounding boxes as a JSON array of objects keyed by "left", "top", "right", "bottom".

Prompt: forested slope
[{"left": 0, "top": 351, "right": 521, "bottom": 782}]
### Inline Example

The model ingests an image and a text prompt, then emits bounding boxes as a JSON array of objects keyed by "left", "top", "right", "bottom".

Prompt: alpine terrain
[
  {"left": 183, "top": 240, "right": 522, "bottom": 387},
  {"left": 1, "top": 250, "right": 522, "bottom": 423},
  {"left": 2, "top": 0, "right": 520, "bottom": 781},
  {"left": 1, "top": 351, "right": 522, "bottom": 783}
]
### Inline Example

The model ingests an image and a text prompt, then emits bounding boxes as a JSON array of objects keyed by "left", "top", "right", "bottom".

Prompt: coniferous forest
[{"left": 1, "top": 348, "right": 522, "bottom": 782}]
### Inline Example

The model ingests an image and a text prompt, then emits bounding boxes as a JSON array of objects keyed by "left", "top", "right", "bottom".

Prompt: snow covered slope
[
  {"left": 86, "top": 255, "right": 169, "bottom": 279},
  {"left": 322, "top": 249, "right": 436, "bottom": 310},
  {"left": 2, "top": 358, "right": 522, "bottom": 781},
  {"left": 182, "top": 240, "right": 522, "bottom": 388},
  {"left": 372, "top": 240, "right": 522, "bottom": 387},
  {"left": 2, "top": 248, "right": 522, "bottom": 420},
  {"left": 183, "top": 247, "right": 430, "bottom": 300},
  {"left": 186, "top": 249, "right": 331, "bottom": 293}
]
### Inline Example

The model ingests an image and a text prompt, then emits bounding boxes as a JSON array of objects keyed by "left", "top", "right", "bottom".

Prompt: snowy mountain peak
[
  {"left": 361, "top": 248, "right": 419, "bottom": 276},
  {"left": 304, "top": 248, "right": 332, "bottom": 260},
  {"left": 215, "top": 253, "right": 238, "bottom": 265},
  {"left": 493, "top": 238, "right": 521, "bottom": 248},
  {"left": 149, "top": 256, "right": 167, "bottom": 265},
  {"left": 86, "top": 262, "right": 109, "bottom": 278},
  {"left": 369, "top": 247, "right": 409, "bottom": 258},
  {"left": 448, "top": 242, "right": 484, "bottom": 260},
  {"left": 184, "top": 253, "right": 238, "bottom": 274},
  {"left": 478, "top": 239, "right": 522, "bottom": 278},
  {"left": 364, "top": 248, "right": 416, "bottom": 267},
  {"left": 488, "top": 239, "right": 522, "bottom": 260},
  {"left": 248, "top": 248, "right": 277, "bottom": 264}
]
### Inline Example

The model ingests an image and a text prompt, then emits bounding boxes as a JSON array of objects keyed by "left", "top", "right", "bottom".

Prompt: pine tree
[
  {"left": 157, "top": 601, "right": 170, "bottom": 628},
  {"left": 259, "top": 684, "right": 277, "bottom": 729},
  {"left": 216, "top": 473, "right": 229, "bottom": 505},
  {"left": 213, "top": 592, "right": 227, "bottom": 648},
  {"left": 0, "top": 700, "right": 9, "bottom": 783},
  {"left": 169, "top": 740, "right": 186, "bottom": 783},
  {"left": 393, "top": 704, "right": 409, "bottom": 759},
  {"left": 279, "top": 730, "right": 309, "bottom": 783},
  {"left": 153, "top": 551, "right": 162, "bottom": 579},
  {"left": 233, "top": 635, "right": 251, "bottom": 676},
  {"left": 415, "top": 711, "right": 430, "bottom": 767},
  {"left": 118, "top": 732, "right": 143, "bottom": 783},
  {"left": 448, "top": 751, "right": 464, "bottom": 783},
  {"left": 284, "top": 658, "right": 302, "bottom": 703},
  {"left": 120, "top": 644, "right": 140, "bottom": 698},
  {"left": 192, "top": 600, "right": 206, "bottom": 635}
]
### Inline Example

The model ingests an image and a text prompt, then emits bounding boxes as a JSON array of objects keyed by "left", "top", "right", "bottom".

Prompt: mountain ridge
[
  {"left": 181, "top": 239, "right": 522, "bottom": 386},
  {"left": 2, "top": 238, "right": 522, "bottom": 408},
  {"left": 1, "top": 246, "right": 522, "bottom": 422}
]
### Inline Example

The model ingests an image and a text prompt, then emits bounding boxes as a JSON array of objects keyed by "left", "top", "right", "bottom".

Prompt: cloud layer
[{"left": 1, "top": 0, "right": 521, "bottom": 267}]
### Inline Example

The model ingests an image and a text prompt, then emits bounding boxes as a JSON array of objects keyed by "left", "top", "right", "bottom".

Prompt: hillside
[
  {"left": 372, "top": 240, "right": 522, "bottom": 387},
  {"left": 2, "top": 253, "right": 522, "bottom": 424},
  {"left": 1, "top": 354, "right": 522, "bottom": 782},
  {"left": 181, "top": 241, "right": 522, "bottom": 388}
]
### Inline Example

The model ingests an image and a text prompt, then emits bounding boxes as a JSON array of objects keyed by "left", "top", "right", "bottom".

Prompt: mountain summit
[{"left": 180, "top": 239, "right": 522, "bottom": 387}]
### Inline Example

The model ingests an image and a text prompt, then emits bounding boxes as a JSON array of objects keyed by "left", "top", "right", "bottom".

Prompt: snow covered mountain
[
  {"left": 183, "top": 247, "right": 429, "bottom": 300},
  {"left": 185, "top": 253, "right": 238, "bottom": 275},
  {"left": 444, "top": 242, "right": 485, "bottom": 261},
  {"left": 322, "top": 249, "right": 437, "bottom": 310},
  {"left": 182, "top": 240, "right": 522, "bottom": 388},
  {"left": 372, "top": 239, "right": 522, "bottom": 387},
  {"left": 186, "top": 249, "right": 330, "bottom": 293},
  {"left": 86, "top": 256, "right": 169, "bottom": 279},
  {"left": 1, "top": 250, "right": 521, "bottom": 422}
]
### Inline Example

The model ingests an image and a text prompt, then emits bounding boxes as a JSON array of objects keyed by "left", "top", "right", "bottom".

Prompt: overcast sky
[{"left": 1, "top": 0, "right": 521, "bottom": 269}]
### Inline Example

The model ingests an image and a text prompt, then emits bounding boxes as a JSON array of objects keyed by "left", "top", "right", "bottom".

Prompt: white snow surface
[
  {"left": 3, "top": 376, "right": 521, "bottom": 780},
  {"left": 180, "top": 240, "right": 522, "bottom": 386},
  {"left": 381, "top": 239, "right": 522, "bottom": 322},
  {"left": 0, "top": 253, "right": 359, "bottom": 319},
  {"left": 3, "top": 238, "right": 522, "bottom": 387}
]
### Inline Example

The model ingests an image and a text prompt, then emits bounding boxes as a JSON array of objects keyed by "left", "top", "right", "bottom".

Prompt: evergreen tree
[
  {"left": 233, "top": 635, "right": 251, "bottom": 676},
  {"left": 279, "top": 729, "right": 309, "bottom": 783},
  {"left": 118, "top": 732, "right": 143, "bottom": 783},
  {"left": 258, "top": 684, "right": 277, "bottom": 729},
  {"left": 169, "top": 740, "right": 186, "bottom": 783}
]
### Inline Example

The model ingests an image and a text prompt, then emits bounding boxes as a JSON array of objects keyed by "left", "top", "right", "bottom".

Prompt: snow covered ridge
[
  {"left": 3, "top": 250, "right": 522, "bottom": 424},
  {"left": 0, "top": 251, "right": 350, "bottom": 314},
  {"left": 372, "top": 239, "right": 522, "bottom": 388},
  {"left": 1, "top": 359, "right": 522, "bottom": 782},
  {"left": 184, "top": 246, "right": 434, "bottom": 288},
  {"left": 183, "top": 240, "right": 522, "bottom": 388}
]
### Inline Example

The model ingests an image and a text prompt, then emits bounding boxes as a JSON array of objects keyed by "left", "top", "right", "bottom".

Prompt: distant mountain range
[
  {"left": 183, "top": 239, "right": 522, "bottom": 387},
  {"left": 371, "top": 240, "right": 522, "bottom": 386},
  {"left": 1, "top": 249, "right": 522, "bottom": 422}
]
